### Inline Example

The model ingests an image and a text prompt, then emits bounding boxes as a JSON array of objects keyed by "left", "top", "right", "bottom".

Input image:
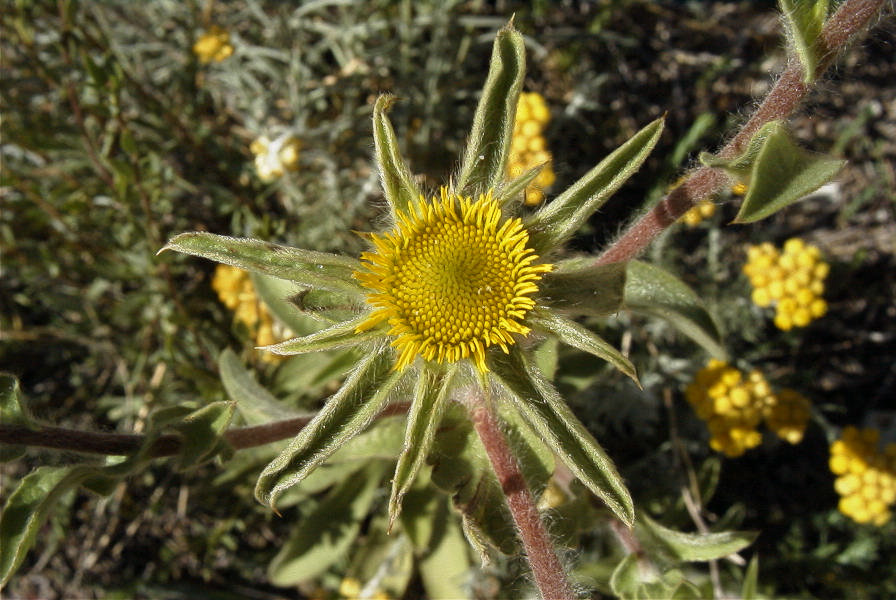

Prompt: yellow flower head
[
  {"left": 212, "top": 264, "right": 287, "bottom": 363},
  {"left": 743, "top": 238, "right": 828, "bottom": 330},
  {"left": 681, "top": 199, "right": 717, "bottom": 227},
  {"left": 508, "top": 92, "right": 555, "bottom": 206},
  {"left": 686, "top": 359, "right": 810, "bottom": 457},
  {"left": 354, "top": 188, "right": 552, "bottom": 372},
  {"left": 193, "top": 25, "right": 234, "bottom": 64},
  {"left": 829, "top": 426, "right": 896, "bottom": 525}
]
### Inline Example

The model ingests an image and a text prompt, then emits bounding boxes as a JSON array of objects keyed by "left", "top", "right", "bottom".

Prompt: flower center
[{"left": 354, "top": 189, "right": 551, "bottom": 372}]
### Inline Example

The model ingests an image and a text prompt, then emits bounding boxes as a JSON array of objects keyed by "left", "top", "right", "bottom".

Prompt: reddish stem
[
  {"left": 468, "top": 396, "right": 576, "bottom": 600},
  {"left": 0, "top": 403, "right": 411, "bottom": 458},
  {"left": 596, "top": 0, "right": 886, "bottom": 266}
]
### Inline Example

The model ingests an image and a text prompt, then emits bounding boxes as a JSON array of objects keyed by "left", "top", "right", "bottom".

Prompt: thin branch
[
  {"left": 596, "top": 0, "right": 887, "bottom": 266},
  {"left": 0, "top": 403, "right": 410, "bottom": 458},
  {"left": 464, "top": 386, "right": 576, "bottom": 600}
]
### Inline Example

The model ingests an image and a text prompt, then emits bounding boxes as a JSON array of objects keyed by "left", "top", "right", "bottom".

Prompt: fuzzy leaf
[
  {"left": 160, "top": 232, "right": 364, "bottom": 297},
  {"left": 427, "top": 404, "right": 520, "bottom": 556},
  {"left": 490, "top": 349, "right": 635, "bottom": 525},
  {"left": 416, "top": 496, "right": 474, "bottom": 600},
  {"left": 528, "top": 117, "right": 664, "bottom": 252},
  {"left": 454, "top": 24, "right": 525, "bottom": 195},
  {"left": 494, "top": 163, "right": 546, "bottom": 208},
  {"left": 250, "top": 272, "right": 333, "bottom": 336},
  {"left": 272, "top": 349, "right": 363, "bottom": 402},
  {"left": 344, "top": 517, "right": 415, "bottom": 599},
  {"left": 283, "top": 287, "right": 359, "bottom": 324},
  {"left": 267, "top": 462, "right": 387, "bottom": 585},
  {"left": 373, "top": 95, "right": 422, "bottom": 219},
  {"left": 529, "top": 309, "right": 638, "bottom": 384},
  {"left": 170, "top": 401, "right": 235, "bottom": 470},
  {"left": 637, "top": 514, "right": 756, "bottom": 562},
  {"left": 1, "top": 467, "right": 72, "bottom": 585},
  {"left": 0, "top": 374, "right": 34, "bottom": 462},
  {"left": 1, "top": 452, "right": 156, "bottom": 585},
  {"left": 780, "top": 0, "right": 829, "bottom": 83},
  {"left": 610, "top": 555, "right": 704, "bottom": 600},
  {"left": 734, "top": 122, "right": 845, "bottom": 223},
  {"left": 219, "top": 349, "right": 301, "bottom": 425},
  {"left": 261, "top": 313, "right": 380, "bottom": 355},
  {"left": 273, "top": 417, "right": 405, "bottom": 503},
  {"left": 698, "top": 121, "right": 774, "bottom": 181},
  {"left": 624, "top": 260, "right": 727, "bottom": 359},
  {"left": 255, "top": 351, "right": 403, "bottom": 510},
  {"left": 388, "top": 365, "right": 456, "bottom": 528},
  {"left": 540, "top": 259, "right": 627, "bottom": 317}
]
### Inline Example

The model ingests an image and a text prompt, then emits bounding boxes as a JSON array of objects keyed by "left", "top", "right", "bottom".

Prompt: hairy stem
[
  {"left": 466, "top": 389, "right": 576, "bottom": 600},
  {"left": 0, "top": 403, "right": 410, "bottom": 458},
  {"left": 596, "top": 0, "right": 886, "bottom": 266}
]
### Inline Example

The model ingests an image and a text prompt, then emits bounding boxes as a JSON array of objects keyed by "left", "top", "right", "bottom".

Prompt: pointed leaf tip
[
  {"left": 528, "top": 116, "right": 664, "bottom": 252},
  {"left": 454, "top": 24, "right": 526, "bottom": 195},
  {"left": 373, "top": 94, "right": 421, "bottom": 218}
]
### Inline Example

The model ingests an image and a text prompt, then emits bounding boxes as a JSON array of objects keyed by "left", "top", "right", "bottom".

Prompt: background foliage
[{"left": 1, "top": 0, "right": 894, "bottom": 598}]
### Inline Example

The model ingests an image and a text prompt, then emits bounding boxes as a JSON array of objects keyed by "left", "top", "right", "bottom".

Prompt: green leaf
[
  {"left": 0, "top": 374, "right": 34, "bottom": 462},
  {"left": 527, "top": 117, "right": 664, "bottom": 252},
  {"left": 282, "top": 287, "right": 359, "bottom": 325},
  {"left": 741, "top": 555, "right": 760, "bottom": 600},
  {"left": 218, "top": 349, "right": 301, "bottom": 426},
  {"left": 699, "top": 121, "right": 774, "bottom": 181},
  {"left": 609, "top": 553, "right": 643, "bottom": 600},
  {"left": 1, "top": 466, "right": 71, "bottom": 585},
  {"left": 610, "top": 555, "right": 705, "bottom": 600},
  {"left": 160, "top": 232, "right": 364, "bottom": 297},
  {"left": 250, "top": 272, "right": 332, "bottom": 336},
  {"left": 261, "top": 314, "right": 380, "bottom": 355},
  {"left": 494, "top": 163, "right": 546, "bottom": 208},
  {"left": 272, "top": 348, "right": 362, "bottom": 402},
  {"left": 270, "top": 417, "right": 406, "bottom": 504},
  {"left": 344, "top": 517, "right": 415, "bottom": 600},
  {"left": 255, "top": 351, "right": 404, "bottom": 510},
  {"left": 733, "top": 122, "right": 845, "bottom": 223},
  {"left": 373, "top": 94, "right": 423, "bottom": 220},
  {"left": 427, "top": 404, "right": 520, "bottom": 556},
  {"left": 416, "top": 496, "right": 474, "bottom": 600},
  {"left": 490, "top": 349, "right": 635, "bottom": 526},
  {"left": 540, "top": 258, "right": 627, "bottom": 318},
  {"left": 267, "top": 462, "right": 387, "bottom": 585},
  {"left": 170, "top": 401, "right": 235, "bottom": 470},
  {"left": 388, "top": 365, "right": 457, "bottom": 528},
  {"left": 636, "top": 514, "right": 756, "bottom": 562},
  {"left": 529, "top": 309, "right": 638, "bottom": 384},
  {"left": 454, "top": 23, "right": 525, "bottom": 195},
  {"left": 780, "top": 0, "right": 829, "bottom": 83},
  {"left": 624, "top": 261, "right": 727, "bottom": 359},
  {"left": 1, "top": 451, "right": 155, "bottom": 585}
]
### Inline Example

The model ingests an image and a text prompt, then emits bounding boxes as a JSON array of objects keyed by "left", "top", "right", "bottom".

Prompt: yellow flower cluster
[
  {"left": 193, "top": 25, "right": 234, "bottom": 64},
  {"left": 211, "top": 264, "right": 283, "bottom": 362},
  {"left": 743, "top": 238, "right": 829, "bottom": 331},
  {"left": 250, "top": 133, "right": 302, "bottom": 182},
  {"left": 508, "top": 92, "right": 556, "bottom": 206},
  {"left": 829, "top": 426, "right": 896, "bottom": 525},
  {"left": 686, "top": 359, "right": 811, "bottom": 457},
  {"left": 681, "top": 199, "right": 717, "bottom": 227}
]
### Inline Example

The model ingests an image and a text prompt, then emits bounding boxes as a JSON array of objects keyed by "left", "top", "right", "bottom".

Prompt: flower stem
[
  {"left": 467, "top": 391, "right": 576, "bottom": 600},
  {"left": 0, "top": 403, "right": 410, "bottom": 457},
  {"left": 596, "top": 0, "right": 886, "bottom": 266}
]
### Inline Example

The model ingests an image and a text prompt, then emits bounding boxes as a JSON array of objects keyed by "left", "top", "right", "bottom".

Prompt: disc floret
[{"left": 354, "top": 188, "right": 551, "bottom": 372}]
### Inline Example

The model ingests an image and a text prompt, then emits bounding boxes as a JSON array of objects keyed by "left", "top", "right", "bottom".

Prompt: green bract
[{"left": 162, "top": 23, "right": 668, "bottom": 544}]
